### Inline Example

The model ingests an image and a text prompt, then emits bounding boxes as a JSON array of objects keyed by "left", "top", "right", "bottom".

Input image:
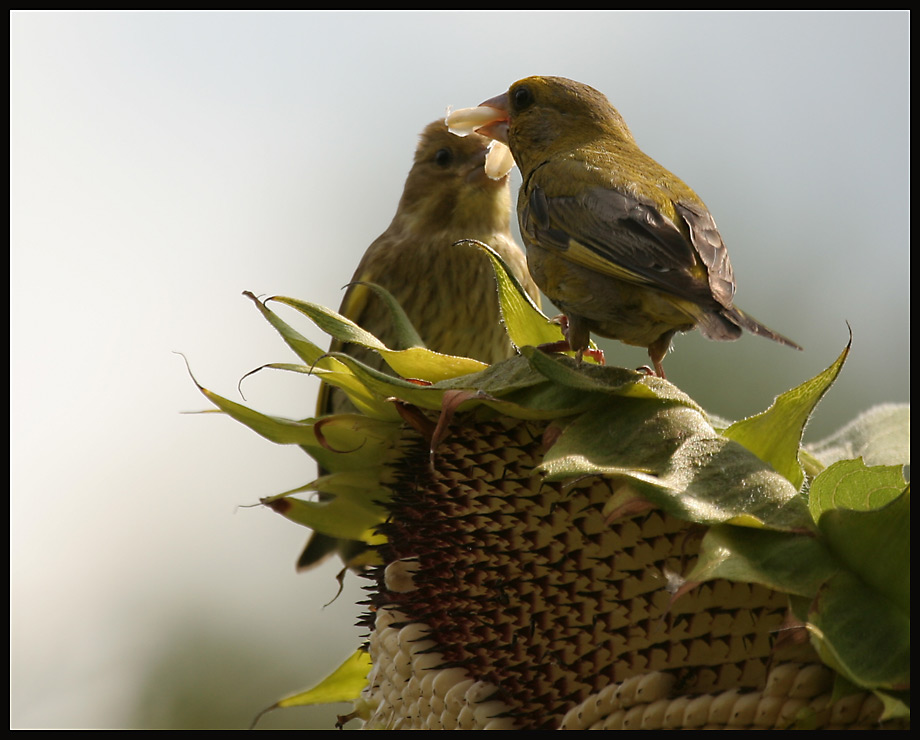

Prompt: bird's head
[
  {"left": 450, "top": 76, "right": 636, "bottom": 175},
  {"left": 397, "top": 119, "right": 511, "bottom": 232}
]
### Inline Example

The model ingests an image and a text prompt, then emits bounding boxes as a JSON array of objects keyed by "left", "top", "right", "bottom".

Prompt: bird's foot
[
  {"left": 544, "top": 314, "right": 604, "bottom": 363},
  {"left": 581, "top": 347, "right": 606, "bottom": 365},
  {"left": 635, "top": 363, "right": 666, "bottom": 378}
]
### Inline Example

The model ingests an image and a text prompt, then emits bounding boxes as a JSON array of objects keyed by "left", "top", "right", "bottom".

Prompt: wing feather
[{"left": 521, "top": 181, "right": 736, "bottom": 311}]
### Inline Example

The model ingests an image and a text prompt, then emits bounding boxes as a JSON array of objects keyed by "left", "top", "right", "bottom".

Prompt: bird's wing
[
  {"left": 522, "top": 182, "right": 735, "bottom": 308},
  {"left": 673, "top": 200, "right": 736, "bottom": 308}
]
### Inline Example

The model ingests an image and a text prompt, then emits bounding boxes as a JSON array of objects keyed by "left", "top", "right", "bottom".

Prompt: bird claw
[{"left": 581, "top": 348, "right": 606, "bottom": 365}]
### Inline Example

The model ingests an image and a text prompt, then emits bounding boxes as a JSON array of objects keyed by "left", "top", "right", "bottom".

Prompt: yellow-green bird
[
  {"left": 453, "top": 75, "right": 800, "bottom": 377},
  {"left": 299, "top": 119, "right": 539, "bottom": 572}
]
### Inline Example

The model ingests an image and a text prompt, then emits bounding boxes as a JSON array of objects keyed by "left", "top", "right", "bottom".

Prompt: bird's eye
[
  {"left": 434, "top": 148, "right": 453, "bottom": 167},
  {"left": 511, "top": 85, "right": 534, "bottom": 112}
]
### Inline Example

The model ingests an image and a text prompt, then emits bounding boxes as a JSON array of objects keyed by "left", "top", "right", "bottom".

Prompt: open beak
[
  {"left": 446, "top": 93, "right": 510, "bottom": 144},
  {"left": 445, "top": 93, "right": 515, "bottom": 180},
  {"left": 473, "top": 93, "right": 510, "bottom": 144}
]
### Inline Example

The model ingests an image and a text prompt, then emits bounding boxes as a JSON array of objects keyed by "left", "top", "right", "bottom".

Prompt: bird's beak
[
  {"left": 463, "top": 147, "right": 491, "bottom": 184},
  {"left": 474, "top": 92, "right": 510, "bottom": 144},
  {"left": 446, "top": 94, "right": 510, "bottom": 145},
  {"left": 478, "top": 92, "right": 509, "bottom": 112},
  {"left": 444, "top": 94, "right": 515, "bottom": 179}
]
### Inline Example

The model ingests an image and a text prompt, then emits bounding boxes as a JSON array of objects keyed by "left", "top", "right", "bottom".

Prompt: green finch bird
[
  {"left": 299, "top": 119, "right": 539, "bottom": 572},
  {"left": 448, "top": 75, "right": 800, "bottom": 377}
]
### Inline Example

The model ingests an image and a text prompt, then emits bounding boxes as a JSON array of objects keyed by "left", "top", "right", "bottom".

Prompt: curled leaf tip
[
  {"left": 315, "top": 417, "right": 367, "bottom": 454},
  {"left": 392, "top": 400, "right": 437, "bottom": 443},
  {"left": 603, "top": 486, "right": 657, "bottom": 523},
  {"left": 236, "top": 364, "right": 274, "bottom": 401},
  {"left": 174, "top": 351, "right": 205, "bottom": 392},
  {"left": 772, "top": 610, "right": 811, "bottom": 651},
  {"left": 541, "top": 423, "right": 564, "bottom": 452},
  {"left": 263, "top": 498, "right": 292, "bottom": 514},
  {"left": 249, "top": 703, "right": 276, "bottom": 730},
  {"left": 242, "top": 290, "right": 271, "bottom": 307},
  {"left": 429, "top": 390, "right": 479, "bottom": 468}
]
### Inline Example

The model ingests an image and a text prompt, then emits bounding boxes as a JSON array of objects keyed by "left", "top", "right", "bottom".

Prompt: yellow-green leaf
[
  {"left": 461, "top": 239, "right": 562, "bottom": 350},
  {"left": 809, "top": 459, "right": 907, "bottom": 522},
  {"left": 251, "top": 649, "right": 373, "bottom": 727},
  {"left": 725, "top": 336, "right": 850, "bottom": 489},
  {"left": 270, "top": 295, "right": 487, "bottom": 382}
]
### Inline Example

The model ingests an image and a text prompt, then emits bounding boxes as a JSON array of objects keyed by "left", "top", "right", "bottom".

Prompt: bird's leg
[
  {"left": 647, "top": 333, "right": 675, "bottom": 378},
  {"left": 565, "top": 314, "right": 605, "bottom": 365},
  {"left": 537, "top": 315, "right": 605, "bottom": 364}
]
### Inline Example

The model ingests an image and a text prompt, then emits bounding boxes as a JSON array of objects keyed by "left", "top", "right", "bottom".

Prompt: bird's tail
[{"left": 723, "top": 305, "right": 803, "bottom": 350}]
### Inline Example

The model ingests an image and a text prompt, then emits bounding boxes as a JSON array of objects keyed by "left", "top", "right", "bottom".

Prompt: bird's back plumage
[{"left": 476, "top": 75, "right": 799, "bottom": 375}]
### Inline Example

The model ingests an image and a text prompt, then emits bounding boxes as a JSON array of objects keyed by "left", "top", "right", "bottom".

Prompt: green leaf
[
  {"left": 434, "top": 354, "right": 545, "bottom": 395},
  {"left": 816, "top": 486, "right": 909, "bottom": 614},
  {"left": 268, "top": 295, "right": 387, "bottom": 351},
  {"left": 541, "top": 396, "right": 810, "bottom": 531},
  {"left": 276, "top": 649, "right": 372, "bottom": 707},
  {"left": 807, "top": 569, "right": 909, "bottom": 692},
  {"left": 305, "top": 413, "right": 400, "bottom": 473},
  {"left": 347, "top": 281, "right": 425, "bottom": 350},
  {"left": 260, "top": 470, "right": 393, "bottom": 543},
  {"left": 379, "top": 346, "right": 488, "bottom": 384},
  {"left": 262, "top": 485, "right": 387, "bottom": 543},
  {"left": 724, "top": 337, "right": 850, "bottom": 489},
  {"left": 259, "top": 469, "right": 391, "bottom": 505},
  {"left": 197, "top": 378, "right": 399, "bottom": 471},
  {"left": 270, "top": 295, "right": 488, "bottom": 382},
  {"left": 875, "top": 691, "right": 912, "bottom": 723},
  {"left": 197, "top": 384, "right": 319, "bottom": 446},
  {"left": 244, "top": 291, "right": 344, "bottom": 369},
  {"left": 522, "top": 348, "right": 703, "bottom": 410},
  {"left": 434, "top": 354, "right": 599, "bottom": 419},
  {"left": 244, "top": 362, "right": 399, "bottom": 421},
  {"left": 808, "top": 459, "right": 907, "bottom": 522},
  {"left": 463, "top": 239, "right": 562, "bottom": 350},
  {"left": 251, "top": 649, "right": 373, "bottom": 726},
  {"left": 244, "top": 294, "right": 399, "bottom": 418},
  {"left": 686, "top": 525, "right": 837, "bottom": 598},
  {"left": 327, "top": 353, "right": 447, "bottom": 410},
  {"left": 491, "top": 385, "right": 604, "bottom": 419}
]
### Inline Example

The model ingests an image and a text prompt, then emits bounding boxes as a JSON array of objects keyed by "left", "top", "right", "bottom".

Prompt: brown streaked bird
[
  {"left": 299, "top": 119, "right": 540, "bottom": 572},
  {"left": 450, "top": 75, "right": 800, "bottom": 377}
]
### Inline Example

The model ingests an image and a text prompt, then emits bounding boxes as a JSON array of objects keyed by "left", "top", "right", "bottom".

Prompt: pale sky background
[{"left": 11, "top": 11, "right": 909, "bottom": 729}]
